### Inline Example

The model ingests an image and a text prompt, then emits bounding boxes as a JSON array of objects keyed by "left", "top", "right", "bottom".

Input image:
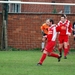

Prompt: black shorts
[
  {"left": 73, "top": 31, "right": 75, "bottom": 35},
  {"left": 42, "top": 33, "right": 47, "bottom": 36}
]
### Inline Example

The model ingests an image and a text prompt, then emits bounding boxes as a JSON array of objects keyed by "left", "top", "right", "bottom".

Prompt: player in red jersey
[
  {"left": 37, "top": 19, "right": 61, "bottom": 65},
  {"left": 40, "top": 19, "right": 50, "bottom": 52},
  {"left": 56, "top": 14, "right": 72, "bottom": 59},
  {"left": 64, "top": 15, "right": 72, "bottom": 54}
]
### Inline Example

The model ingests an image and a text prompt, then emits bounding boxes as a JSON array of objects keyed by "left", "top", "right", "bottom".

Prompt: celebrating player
[
  {"left": 37, "top": 19, "right": 61, "bottom": 65},
  {"left": 40, "top": 19, "right": 50, "bottom": 52},
  {"left": 56, "top": 14, "right": 72, "bottom": 59}
]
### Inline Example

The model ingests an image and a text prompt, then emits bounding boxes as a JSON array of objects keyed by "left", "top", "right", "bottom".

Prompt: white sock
[{"left": 41, "top": 42, "right": 45, "bottom": 49}]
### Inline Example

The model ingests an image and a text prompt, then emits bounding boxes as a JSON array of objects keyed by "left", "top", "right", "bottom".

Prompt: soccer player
[
  {"left": 64, "top": 15, "right": 72, "bottom": 54},
  {"left": 40, "top": 19, "right": 50, "bottom": 52},
  {"left": 37, "top": 19, "right": 61, "bottom": 65},
  {"left": 56, "top": 14, "right": 72, "bottom": 59},
  {"left": 73, "top": 22, "right": 75, "bottom": 41}
]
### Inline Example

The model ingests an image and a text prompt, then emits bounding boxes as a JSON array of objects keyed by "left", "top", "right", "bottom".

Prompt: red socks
[
  {"left": 39, "top": 53, "right": 47, "bottom": 64},
  {"left": 64, "top": 48, "right": 68, "bottom": 57},
  {"left": 68, "top": 45, "right": 70, "bottom": 53},
  {"left": 59, "top": 48, "right": 62, "bottom": 53},
  {"left": 64, "top": 45, "right": 70, "bottom": 56}
]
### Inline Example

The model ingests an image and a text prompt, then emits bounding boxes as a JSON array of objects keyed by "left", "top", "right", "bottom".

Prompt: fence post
[{"left": 1, "top": 0, "right": 8, "bottom": 50}]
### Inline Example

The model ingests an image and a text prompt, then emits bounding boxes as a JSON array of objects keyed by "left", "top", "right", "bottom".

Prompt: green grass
[{"left": 0, "top": 50, "right": 75, "bottom": 75}]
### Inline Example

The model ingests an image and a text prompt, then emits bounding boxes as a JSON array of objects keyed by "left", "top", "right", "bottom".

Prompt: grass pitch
[{"left": 0, "top": 50, "right": 75, "bottom": 75}]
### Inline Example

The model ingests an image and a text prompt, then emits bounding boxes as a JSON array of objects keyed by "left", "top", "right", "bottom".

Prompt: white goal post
[{"left": 0, "top": 1, "right": 75, "bottom": 6}]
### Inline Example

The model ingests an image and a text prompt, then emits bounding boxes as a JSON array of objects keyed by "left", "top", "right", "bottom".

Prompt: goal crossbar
[{"left": 0, "top": 1, "right": 75, "bottom": 6}]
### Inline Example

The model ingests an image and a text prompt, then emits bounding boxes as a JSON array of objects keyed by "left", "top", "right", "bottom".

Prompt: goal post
[
  {"left": 0, "top": 1, "right": 75, "bottom": 6},
  {"left": 1, "top": 0, "right": 9, "bottom": 50},
  {"left": 0, "top": 1, "right": 75, "bottom": 14}
]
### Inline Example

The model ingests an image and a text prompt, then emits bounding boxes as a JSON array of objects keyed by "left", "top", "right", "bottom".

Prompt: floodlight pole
[{"left": 1, "top": 0, "right": 8, "bottom": 50}]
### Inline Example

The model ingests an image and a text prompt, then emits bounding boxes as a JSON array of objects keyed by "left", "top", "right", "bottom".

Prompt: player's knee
[
  {"left": 47, "top": 52, "right": 53, "bottom": 56},
  {"left": 42, "top": 37, "right": 46, "bottom": 42},
  {"left": 43, "top": 50, "right": 47, "bottom": 54}
]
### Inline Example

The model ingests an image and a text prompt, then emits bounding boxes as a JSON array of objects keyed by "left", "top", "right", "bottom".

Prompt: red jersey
[
  {"left": 56, "top": 20, "right": 72, "bottom": 36},
  {"left": 46, "top": 25, "right": 57, "bottom": 42}
]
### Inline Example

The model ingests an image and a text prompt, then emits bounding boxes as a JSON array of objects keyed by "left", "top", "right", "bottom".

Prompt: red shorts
[
  {"left": 45, "top": 41, "right": 55, "bottom": 53},
  {"left": 58, "top": 35, "right": 68, "bottom": 44}
]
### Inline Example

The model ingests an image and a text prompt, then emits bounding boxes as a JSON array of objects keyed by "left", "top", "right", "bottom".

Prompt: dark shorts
[
  {"left": 73, "top": 31, "right": 75, "bottom": 35},
  {"left": 42, "top": 33, "right": 47, "bottom": 36}
]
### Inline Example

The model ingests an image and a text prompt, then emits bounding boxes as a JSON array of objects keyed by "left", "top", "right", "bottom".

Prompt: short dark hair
[
  {"left": 61, "top": 14, "right": 66, "bottom": 18},
  {"left": 49, "top": 18, "right": 54, "bottom": 24}
]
